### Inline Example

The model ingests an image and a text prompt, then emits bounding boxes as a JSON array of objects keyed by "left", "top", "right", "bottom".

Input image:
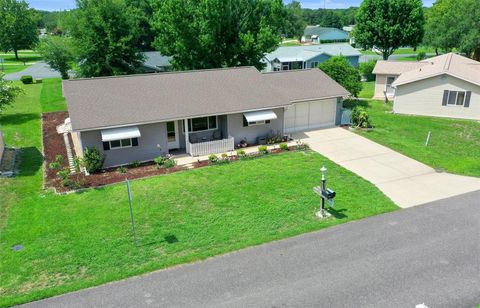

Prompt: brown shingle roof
[{"left": 64, "top": 67, "right": 348, "bottom": 131}]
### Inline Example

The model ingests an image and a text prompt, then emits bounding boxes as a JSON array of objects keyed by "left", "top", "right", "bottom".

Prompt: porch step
[{"left": 183, "top": 163, "right": 195, "bottom": 169}]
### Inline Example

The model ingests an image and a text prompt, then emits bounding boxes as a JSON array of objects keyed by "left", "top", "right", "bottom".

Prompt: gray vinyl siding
[
  {"left": 80, "top": 122, "right": 169, "bottom": 168},
  {"left": 227, "top": 108, "right": 284, "bottom": 145},
  {"left": 394, "top": 75, "right": 480, "bottom": 120}
]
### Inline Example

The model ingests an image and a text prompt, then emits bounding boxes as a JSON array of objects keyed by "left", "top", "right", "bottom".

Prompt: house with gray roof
[
  {"left": 140, "top": 51, "right": 172, "bottom": 73},
  {"left": 263, "top": 44, "right": 361, "bottom": 72},
  {"left": 302, "top": 26, "right": 349, "bottom": 44},
  {"left": 63, "top": 67, "right": 348, "bottom": 168}
]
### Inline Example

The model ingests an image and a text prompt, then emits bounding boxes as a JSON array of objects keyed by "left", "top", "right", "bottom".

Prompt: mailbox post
[{"left": 313, "top": 164, "right": 336, "bottom": 218}]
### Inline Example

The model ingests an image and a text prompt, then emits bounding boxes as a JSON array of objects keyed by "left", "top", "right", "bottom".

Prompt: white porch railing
[{"left": 187, "top": 136, "right": 235, "bottom": 157}]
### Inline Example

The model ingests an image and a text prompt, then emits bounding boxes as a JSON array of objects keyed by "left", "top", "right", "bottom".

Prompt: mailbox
[{"left": 322, "top": 188, "right": 336, "bottom": 200}]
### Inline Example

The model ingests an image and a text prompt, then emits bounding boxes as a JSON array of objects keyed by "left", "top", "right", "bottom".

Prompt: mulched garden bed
[{"left": 42, "top": 111, "right": 306, "bottom": 193}]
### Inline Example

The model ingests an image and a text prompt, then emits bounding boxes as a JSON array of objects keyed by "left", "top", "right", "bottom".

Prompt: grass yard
[
  {"left": 346, "top": 88, "right": 480, "bottom": 177},
  {"left": 0, "top": 80, "right": 398, "bottom": 307},
  {"left": 359, "top": 81, "right": 375, "bottom": 99},
  {"left": 0, "top": 51, "right": 42, "bottom": 74},
  {"left": 360, "top": 47, "right": 436, "bottom": 56}
]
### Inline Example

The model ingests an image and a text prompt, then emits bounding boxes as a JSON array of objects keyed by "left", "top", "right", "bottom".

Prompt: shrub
[
  {"left": 416, "top": 51, "right": 427, "bottom": 61},
  {"left": 236, "top": 149, "right": 246, "bottom": 157},
  {"left": 132, "top": 160, "right": 141, "bottom": 168},
  {"left": 351, "top": 106, "right": 372, "bottom": 128},
  {"left": 49, "top": 154, "right": 64, "bottom": 170},
  {"left": 295, "top": 141, "right": 310, "bottom": 151},
  {"left": 163, "top": 158, "right": 176, "bottom": 168},
  {"left": 359, "top": 59, "right": 377, "bottom": 81},
  {"left": 82, "top": 147, "right": 104, "bottom": 174},
  {"left": 258, "top": 145, "right": 268, "bottom": 154},
  {"left": 20, "top": 75, "right": 34, "bottom": 84},
  {"left": 208, "top": 154, "right": 218, "bottom": 163},
  {"left": 117, "top": 166, "right": 127, "bottom": 173},
  {"left": 279, "top": 143, "right": 289, "bottom": 151},
  {"left": 154, "top": 156, "right": 165, "bottom": 168},
  {"left": 221, "top": 153, "right": 229, "bottom": 159},
  {"left": 56, "top": 167, "right": 72, "bottom": 187}
]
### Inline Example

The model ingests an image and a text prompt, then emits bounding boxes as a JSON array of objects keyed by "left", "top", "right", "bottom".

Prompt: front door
[{"left": 167, "top": 121, "right": 179, "bottom": 149}]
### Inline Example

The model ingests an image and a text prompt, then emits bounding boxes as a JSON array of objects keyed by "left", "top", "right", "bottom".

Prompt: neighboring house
[
  {"left": 63, "top": 67, "right": 348, "bottom": 168},
  {"left": 392, "top": 53, "right": 480, "bottom": 120},
  {"left": 140, "top": 52, "right": 172, "bottom": 73},
  {"left": 301, "top": 26, "right": 349, "bottom": 44},
  {"left": 342, "top": 25, "right": 355, "bottom": 45},
  {"left": 372, "top": 60, "right": 429, "bottom": 99},
  {"left": 263, "top": 44, "right": 361, "bottom": 72}
]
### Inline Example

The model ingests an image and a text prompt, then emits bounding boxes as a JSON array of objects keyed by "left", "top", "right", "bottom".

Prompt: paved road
[
  {"left": 359, "top": 53, "right": 437, "bottom": 63},
  {"left": 4, "top": 62, "right": 62, "bottom": 80},
  {"left": 294, "top": 128, "right": 480, "bottom": 208},
  {"left": 22, "top": 190, "right": 480, "bottom": 308}
]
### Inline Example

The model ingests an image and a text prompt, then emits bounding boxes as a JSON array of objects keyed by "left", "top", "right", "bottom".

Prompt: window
[
  {"left": 167, "top": 121, "right": 176, "bottom": 142},
  {"left": 243, "top": 116, "right": 271, "bottom": 127},
  {"left": 103, "top": 138, "right": 139, "bottom": 151},
  {"left": 446, "top": 91, "right": 466, "bottom": 106},
  {"left": 183, "top": 116, "right": 218, "bottom": 132},
  {"left": 386, "top": 76, "right": 396, "bottom": 86},
  {"left": 310, "top": 61, "right": 319, "bottom": 68},
  {"left": 282, "top": 63, "right": 290, "bottom": 71}
]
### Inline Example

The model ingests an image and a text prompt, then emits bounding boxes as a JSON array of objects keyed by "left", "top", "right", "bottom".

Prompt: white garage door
[{"left": 284, "top": 99, "right": 337, "bottom": 133}]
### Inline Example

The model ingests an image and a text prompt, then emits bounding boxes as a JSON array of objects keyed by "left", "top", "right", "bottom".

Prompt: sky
[{"left": 27, "top": 0, "right": 435, "bottom": 11}]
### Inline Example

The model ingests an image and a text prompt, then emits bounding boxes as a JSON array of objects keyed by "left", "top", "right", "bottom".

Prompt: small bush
[
  {"left": 258, "top": 145, "right": 268, "bottom": 154},
  {"left": 73, "top": 157, "right": 82, "bottom": 173},
  {"left": 221, "top": 153, "right": 229, "bottom": 159},
  {"left": 359, "top": 59, "right": 377, "bottom": 82},
  {"left": 20, "top": 75, "right": 34, "bottom": 84},
  {"left": 154, "top": 156, "right": 165, "bottom": 168},
  {"left": 117, "top": 166, "right": 127, "bottom": 173},
  {"left": 163, "top": 158, "right": 176, "bottom": 168},
  {"left": 279, "top": 143, "right": 289, "bottom": 151},
  {"left": 49, "top": 154, "right": 64, "bottom": 170},
  {"left": 295, "top": 141, "right": 310, "bottom": 151},
  {"left": 351, "top": 106, "right": 372, "bottom": 128},
  {"left": 82, "top": 147, "right": 104, "bottom": 174},
  {"left": 132, "top": 160, "right": 141, "bottom": 168},
  {"left": 416, "top": 51, "right": 427, "bottom": 61},
  {"left": 49, "top": 161, "right": 61, "bottom": 170},
  {"left": 208, "top": 154, "right": 218, "bottom": 163},
  {"left": 236, "top": 149, "right": 246, "bottom": 157}
]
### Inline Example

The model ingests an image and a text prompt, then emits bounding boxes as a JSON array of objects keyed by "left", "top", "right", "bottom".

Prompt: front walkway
[{"left": 294, "top": 127, "right": 480, "bottom": 208}]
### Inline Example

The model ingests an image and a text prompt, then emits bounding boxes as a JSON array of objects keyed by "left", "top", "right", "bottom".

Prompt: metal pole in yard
[
  {"left": 425, "top": 131, "right": 431, "bottom": 146},
  {"left": 125, "top": 179, "right": 138, "bottom": 246}
]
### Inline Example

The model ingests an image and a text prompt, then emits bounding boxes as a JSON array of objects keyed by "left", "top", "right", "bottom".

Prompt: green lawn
[
  {"left": 359, "top": 81, "right": 375, "bottom": 99},
  {"left": 347, "top": 88, "right": 480, "bottom": 177},
  {"left": 0, "top": 80, "right": 398, "bottom": 307},
  {"left": 0, "top": 51, "right": 42, "bottom": 75},
  {"left": 40, "top": 78, "right": 66, "bottom": 112},
  {"left": 360, "top": 47, "right": 436, "bottom": 56}
]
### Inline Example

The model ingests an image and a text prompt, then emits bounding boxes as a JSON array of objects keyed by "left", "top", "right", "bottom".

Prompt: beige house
[
  {"left": 373, "top": 53, "right": 479, "bottom": 120},
  {"left": 372, "top": 60, "right": 429, "bottom": 99}
]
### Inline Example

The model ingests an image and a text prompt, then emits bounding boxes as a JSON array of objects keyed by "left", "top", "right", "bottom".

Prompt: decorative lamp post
[{"left": 320, "top": 165, "right": 327, "bottom": 211}]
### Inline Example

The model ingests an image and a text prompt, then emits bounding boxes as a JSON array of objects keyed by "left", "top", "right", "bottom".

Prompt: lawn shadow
[
  {"left": 327, "top": 207, "right": 348, "bottom": 219},
  {"left": 0, "top": 113, "right": 39, "bottom": 126},
  {"left": 138, "top": 234, "right": 179, "bottom": 247},
  {"left": 16, "top": 147, "right": 43, "bottom": 177}
]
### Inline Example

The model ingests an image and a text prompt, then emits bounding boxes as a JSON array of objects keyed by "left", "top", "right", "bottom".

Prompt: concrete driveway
[{"left": 294, "top": 127, "right": 480, "bottom": 208}]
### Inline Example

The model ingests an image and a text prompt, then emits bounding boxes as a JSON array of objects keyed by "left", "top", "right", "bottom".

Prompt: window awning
[
  {"left": 101, "top": 126, "right": 141, "bottom": 142},
  {"left": 243, "top": 110, "right": 277, "bottom": 122}
]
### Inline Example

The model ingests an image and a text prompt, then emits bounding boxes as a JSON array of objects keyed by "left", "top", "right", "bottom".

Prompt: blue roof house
[
  {"left": 302, "top": 26, "right": 350, "bottom": 44},
  {"left": 262, "top": 44, "right": 361, "bottom": 72}
]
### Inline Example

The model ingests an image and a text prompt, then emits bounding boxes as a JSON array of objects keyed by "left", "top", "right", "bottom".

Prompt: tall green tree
[
  {"left": 318, "top": 56, "right": 362, "bottom": 97},
  {"left": 0, "top": 0, "right": 39, "bottom": 60},
  {"left": 354, "top": 0, "right": 424, "bottom": 60},
  {"left": 37, "top": 36, "right": 74, "bottom": 79},
  {"left": 282, "top": 1, "right": 305, "bottom": 40},
  {"left": 69, "top": 0, "right": 144, "bottom": 77},
  {"left": 423, "top": 0, "right": 459, "bottom": 54},
  {"left": 152, "top": 0, "right": 284, "bottom": 70},
  {"left": 0, "top": 73, "right": 22, "bottom": 113},
  {"left": 125, "top": 0, "right": 156, "bottom": 50}
]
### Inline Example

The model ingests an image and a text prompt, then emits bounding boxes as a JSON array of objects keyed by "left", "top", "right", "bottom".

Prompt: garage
[{"left": 284, "top": 98, "right": 337, "bottom": 133}]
